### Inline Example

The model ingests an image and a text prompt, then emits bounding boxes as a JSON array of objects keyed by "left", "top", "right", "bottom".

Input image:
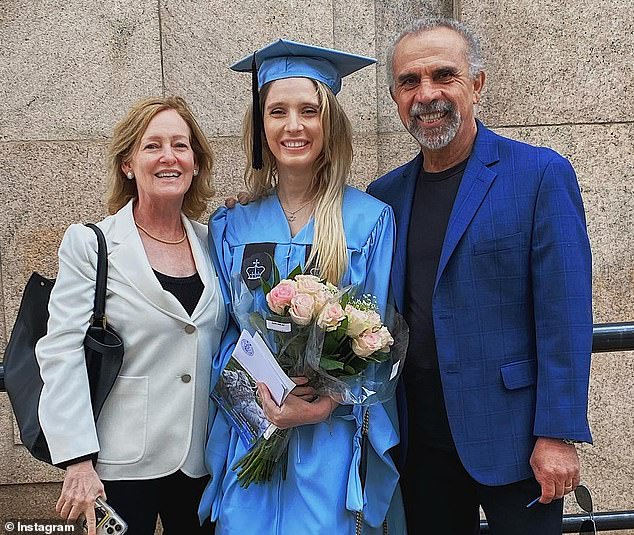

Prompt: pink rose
[
  {"left": 295, "top": 274, "right": 325, "bottom": 295},
  {"left": 345, "top": 305, "right": 374, "bottom": 337},
  {"left": 376, "top": 326, "right": 394, "bottom": 351},
  {"left": 266, "top": 279, "right": 297, "bottom": 314},
  {"left": 289, "top": 293, "right": 316, "bottom": 325},
  {"left": 351, "top": 330, "right": 385, "bottom": 358},
  {"left": 366, "top": 310, "right": 382, "bottom": 331},
  {"left": 317, "top": 302, "right": 345, "bottom": 331}
]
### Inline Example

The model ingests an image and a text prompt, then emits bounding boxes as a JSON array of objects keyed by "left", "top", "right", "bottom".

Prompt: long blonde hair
[
  {"left": 242, "top": 80, "right": 352, "bottom": 284},
  {"left": 106, "top": 96, "right": 214, "bottom": 219}
]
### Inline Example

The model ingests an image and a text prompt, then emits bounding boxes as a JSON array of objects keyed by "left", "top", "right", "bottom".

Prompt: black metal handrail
[
  {"left": 592, "top": 322, "right": 634, "bottom": 353},
  {"left": 481, "top": 510, "right": 634, "bottom": 533}
]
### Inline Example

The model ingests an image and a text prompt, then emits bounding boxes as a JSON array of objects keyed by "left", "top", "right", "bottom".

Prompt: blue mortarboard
[
  {"left": 231, "top": 39, "right": 376, "bottom": 95},
  {"left": 231, "top": 39, "right": 376, "bottom": 169}
]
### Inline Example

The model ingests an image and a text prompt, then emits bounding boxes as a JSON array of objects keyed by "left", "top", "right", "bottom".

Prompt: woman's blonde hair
[
  {"left": 106, "top": 96, "right": 214, "bottom": 219},
  {"left": 242, "top": 80, "right": 352, "bottom": 285}
]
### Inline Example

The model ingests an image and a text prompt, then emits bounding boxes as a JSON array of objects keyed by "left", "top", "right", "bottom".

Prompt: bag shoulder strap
[{"left": 84, "top": 223, "right": 108, "bottom": 326}]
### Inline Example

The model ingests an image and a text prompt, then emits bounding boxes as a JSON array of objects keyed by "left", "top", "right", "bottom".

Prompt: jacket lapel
[
  {"left": 391, "top": 153, "right": 422, "bottom": 312},
  {"left": 107, "top": 200, "right": 209, "bottom": 322},
  {"left": 435, "top": 123, "right": 499, "bottom": 290}
]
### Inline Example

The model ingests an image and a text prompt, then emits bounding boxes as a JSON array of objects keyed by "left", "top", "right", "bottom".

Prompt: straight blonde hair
[
  {"left": 106, "top": 96, "right": 214, "bottom": 219},
  {"left": 242, "top": 80, "right": 352, "bottom": 285}
]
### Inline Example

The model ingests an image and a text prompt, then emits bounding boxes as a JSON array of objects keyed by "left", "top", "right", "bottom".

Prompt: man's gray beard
[{"left": 407, "top": 102, "right": 461, "bottom": 150}]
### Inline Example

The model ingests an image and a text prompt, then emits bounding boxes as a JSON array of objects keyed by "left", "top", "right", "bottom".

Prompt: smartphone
[{"left": 83, "top": 497, "right": 128, "bottom": 534}]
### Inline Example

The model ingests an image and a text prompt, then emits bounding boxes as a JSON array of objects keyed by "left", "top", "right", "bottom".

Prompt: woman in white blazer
[{"left": 35, "top": 96, "right": 225, "bottom": 535}]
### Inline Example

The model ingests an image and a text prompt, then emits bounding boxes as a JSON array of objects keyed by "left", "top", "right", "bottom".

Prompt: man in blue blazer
[{"left": 368, "top": 16, "right": 593, "bottom": 534}]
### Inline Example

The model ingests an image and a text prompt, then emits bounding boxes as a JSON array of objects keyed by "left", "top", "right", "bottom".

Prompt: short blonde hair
[
  {"left": 106, "top": 96, "right": 214, "bottom": 219},
  {"left": 242, "top": 80, "right": 352, "bottom": 284}
]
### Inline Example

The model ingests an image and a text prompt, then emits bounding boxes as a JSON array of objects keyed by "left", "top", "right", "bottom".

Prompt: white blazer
[{"left": 36, "top": 200, "right": 225, "bottom": 480}]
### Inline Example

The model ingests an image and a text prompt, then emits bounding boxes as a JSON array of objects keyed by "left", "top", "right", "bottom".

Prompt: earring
[
  {"left": 193, "top": 169, "right": 199, "bottom": 177},
  {"left": 126, "top": 171, "right": 134, "bottom": 180}
]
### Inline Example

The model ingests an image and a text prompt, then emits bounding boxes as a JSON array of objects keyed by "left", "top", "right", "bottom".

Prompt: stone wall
[{"left": 1, "top": 0, "right": 632, "bottom": 529}]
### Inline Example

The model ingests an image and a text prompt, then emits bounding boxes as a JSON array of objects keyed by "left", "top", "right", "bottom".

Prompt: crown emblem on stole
[{"left": 246, "top": 259, "right": 266, "bottom": 280}]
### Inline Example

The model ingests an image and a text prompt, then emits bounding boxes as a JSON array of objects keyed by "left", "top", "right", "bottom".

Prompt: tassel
[{"left": 251, "top": 52, "right": 263, "bottom": 170}]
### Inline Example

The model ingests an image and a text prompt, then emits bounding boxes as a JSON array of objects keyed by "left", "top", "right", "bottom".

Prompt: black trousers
[
  {"left": 103, "top": 470, "right": 213, "bottom": 535},
  {"left": 400, "top": 444, "right": 564, "bottom": 535}
]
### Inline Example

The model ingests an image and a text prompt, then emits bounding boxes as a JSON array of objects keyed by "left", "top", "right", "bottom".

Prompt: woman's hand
[
  {"left": 258, "top": 382, "right": 337, "bottom": 429},
  {"left": 56, "top": 460, "right": 105, "bottom": 535},
  {"left": 290, "top": 376, "right": 318, "bottom": 402}
]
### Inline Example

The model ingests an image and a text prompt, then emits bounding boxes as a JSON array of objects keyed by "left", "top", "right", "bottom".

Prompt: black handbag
[{"left": 4, "top": 223, "right": 124, "bottom": 465}]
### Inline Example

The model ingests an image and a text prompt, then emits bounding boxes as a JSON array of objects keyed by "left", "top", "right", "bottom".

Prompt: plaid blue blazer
[{"left": 368, "top": 122, "right": 593, "bottom": 485}]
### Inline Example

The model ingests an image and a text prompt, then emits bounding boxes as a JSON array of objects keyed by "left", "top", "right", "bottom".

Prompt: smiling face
[
  {"left": 391, "top": 27, "right": 484, "bottom": 159},
  {"left": 263, "top": 77, "right": 325, "bottom": 178},
  {"left": 122, "top": 108, "right": 197, "bottom": 207}
]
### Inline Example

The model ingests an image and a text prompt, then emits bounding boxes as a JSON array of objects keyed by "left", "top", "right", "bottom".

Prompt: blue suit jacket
[{"left": 368, "top": 122, "right": 593, "bottom": 485}]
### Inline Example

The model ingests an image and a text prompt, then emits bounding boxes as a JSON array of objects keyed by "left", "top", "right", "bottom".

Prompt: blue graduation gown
[{"left": 200, "top": 186, "right": 406, "bottom": 534}]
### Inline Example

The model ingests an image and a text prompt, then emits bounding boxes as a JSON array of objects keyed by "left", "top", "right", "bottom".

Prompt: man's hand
[
  {"left": 530, "top": 437, "right": 580, "bottom": 504},
  {"left": 224, "top": 191, "right": 251, "bottom": 209},
  {"left": 56, "top": 460, "right": 105, "bottom": 535},
  {"left": 257, "top": 382, "right": 336, "bottom": 429}
]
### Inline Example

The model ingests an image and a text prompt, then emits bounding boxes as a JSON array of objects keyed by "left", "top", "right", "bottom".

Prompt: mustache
[{"left": 409, "top": 101, "right": 454, "bottom": 117}]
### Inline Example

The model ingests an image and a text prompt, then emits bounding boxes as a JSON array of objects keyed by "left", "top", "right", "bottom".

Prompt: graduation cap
[{"left": 231, "top": 39, "right": 376, "bottom": 169}]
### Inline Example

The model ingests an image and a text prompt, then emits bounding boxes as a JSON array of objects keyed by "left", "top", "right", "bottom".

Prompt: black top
[
  {"left": 154, "top": 270, "right": 204, "bottom": 317},
  {"left": 404, "top": 158, "right": 467, "bottom": 450}
]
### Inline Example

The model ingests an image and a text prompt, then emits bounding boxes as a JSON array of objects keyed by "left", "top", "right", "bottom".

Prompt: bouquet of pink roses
[{"left": 216, "top": 266, "right": 407, "bottom": 487}]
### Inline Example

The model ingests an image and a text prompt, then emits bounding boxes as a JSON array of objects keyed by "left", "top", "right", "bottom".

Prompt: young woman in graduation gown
[{"left": 199, "top": 40, "right": 406, "bottom": 535}]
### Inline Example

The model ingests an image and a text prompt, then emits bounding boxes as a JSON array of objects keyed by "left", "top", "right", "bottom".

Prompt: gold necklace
[
  {"left": 135, "top": 222, "right": 187, "bottom": 244},
  {"left": 280, "top": 197, "right": 314, "bottom": 222}
]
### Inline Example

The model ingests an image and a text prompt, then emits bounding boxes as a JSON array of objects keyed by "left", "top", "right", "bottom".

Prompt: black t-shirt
[
  {"left": 154, "top": 270, "right": 204, "bottom": 317},
  {"left": 404, "top": 158, "right": 467, "bottom": 450}
]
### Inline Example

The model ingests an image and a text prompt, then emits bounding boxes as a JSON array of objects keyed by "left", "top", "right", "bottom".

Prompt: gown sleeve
[
  {"left": 345, "top": 204, "right": 402, "bottom": 527},
  {"left": 199, "top": 206, "right": 241, "bottom": 523}
]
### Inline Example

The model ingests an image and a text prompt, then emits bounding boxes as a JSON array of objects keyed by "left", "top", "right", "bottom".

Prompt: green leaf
[
  {"left": 261, "top": 278, "right": 271, "bottom": 296},
  {"left": 365, "top": 351, "right": 390, "bottom": 363},
  {"left": 249, "top": 312, "right": 267, "bottom": 333},
  {"left": 288, "top": 265, "right": 303, "bottom": 280},
  {"left": 269, "top": 254, "right": 280, "bottom": 286},
  {"left": 341, "top": 292, "right": 350, "bottom": 309},
  {"left": 320, "top": 357, "right": 345, "bottom": 371},
  {"left": 336, "top": 318, "right": 348, "bottom": 337}
]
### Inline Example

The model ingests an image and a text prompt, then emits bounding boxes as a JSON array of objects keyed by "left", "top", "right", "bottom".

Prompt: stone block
[
  {"left": 461, "top": 0, "right": 634, "bottom": 126},
  {"left": 0, "top": 394, "right": 63, "bottom": 485},
  {"left": 375, "top": 0, "right": 453, "bottom": 134},
  {"left": 0, "top": 1, "right": 163, "bottom": 141},
  {"left": 0, "top": 481, "right": 62, "bottom": 519},
  {"left": 376, "top": 132, "right": 420, "bottom": 177},
  {"left": 576, "top": 351, "right": 634, "bottom": 517},
  {"left": 0, "top": 141, "right": 109, "bottom": 346},
  {"left": 349, "top": 134, "right": 379, "bottom": 190},
  {"left": 160, "top": 0, "right": 335, "bottom": 138},
  {"left": 333, "top": 0, "right": 378, "bottom": 134}
]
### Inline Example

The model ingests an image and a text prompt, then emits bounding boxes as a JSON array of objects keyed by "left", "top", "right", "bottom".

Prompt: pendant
[{"left": 286, "top": 214, "right": 296, "bottom": 222}]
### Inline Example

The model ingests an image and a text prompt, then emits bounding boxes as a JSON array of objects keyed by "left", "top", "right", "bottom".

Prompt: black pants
[
  {"left": 103, "top": 471, "right": 213, "bottom": 535},
  {"left": 401, "top": 444, "right": 564, "bottom": 535}
]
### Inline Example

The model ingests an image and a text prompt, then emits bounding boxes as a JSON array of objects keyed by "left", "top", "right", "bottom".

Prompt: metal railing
[
  {"left": 481, "top": 511, "right": 634, "bottom": 533},
  {"left": 1, "top": 322, "right": 634, "bottom": 531}
]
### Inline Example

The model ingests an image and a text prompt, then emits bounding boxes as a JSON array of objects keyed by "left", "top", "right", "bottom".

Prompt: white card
[
  {"left": 266, "top": 319, "right": 292, "bottom": 333},
  {"left": 231, "top": 330, "right": 296, "bottom": 405},
  {"left": 389, "top": 361, "right": 400, "bottom": 381}
]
